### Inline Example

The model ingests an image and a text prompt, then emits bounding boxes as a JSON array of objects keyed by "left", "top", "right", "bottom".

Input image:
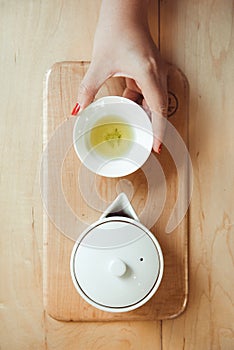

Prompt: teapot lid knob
[{"left": 109, "top": 258, "right": 127, "bottom": 277}]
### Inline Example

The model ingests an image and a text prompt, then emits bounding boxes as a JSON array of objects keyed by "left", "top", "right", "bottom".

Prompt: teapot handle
[{"left": 100, "top": 192, "right": 139, "bottom": 221}]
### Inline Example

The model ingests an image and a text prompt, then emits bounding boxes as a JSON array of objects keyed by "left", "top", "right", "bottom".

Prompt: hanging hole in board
[{"left": 167, "top": 91, "right": 178, "bottom": 117}]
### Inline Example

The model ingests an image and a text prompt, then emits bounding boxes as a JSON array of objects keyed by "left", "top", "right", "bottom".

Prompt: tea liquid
[{"left": 90, "top": 115, "right": 134, "bottom": 158}]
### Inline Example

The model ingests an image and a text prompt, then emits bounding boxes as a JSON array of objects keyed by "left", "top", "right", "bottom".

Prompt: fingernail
[
  {"left": 71, "top": 102, "right": 81, "bottom": 116},
  {"left": 158, "top": 143, "right": 162, "bottom": 154}
]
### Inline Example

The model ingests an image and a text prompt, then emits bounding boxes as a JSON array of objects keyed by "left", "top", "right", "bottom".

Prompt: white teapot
[{"left": 70, "top": 193, "right": 163, "bottom": 313}]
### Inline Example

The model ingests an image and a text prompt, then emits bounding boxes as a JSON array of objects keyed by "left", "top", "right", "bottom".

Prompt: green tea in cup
[
  {"left": 90, "top": 115, "right": 134, "bottom": 158},
  {"left": 73, "top": 96, "right": 153, "bottom": 177}
]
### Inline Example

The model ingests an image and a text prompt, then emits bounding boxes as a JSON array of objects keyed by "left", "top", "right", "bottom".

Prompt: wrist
[{"left": 98, "top": 0, "right": 149, "bottom": 30}]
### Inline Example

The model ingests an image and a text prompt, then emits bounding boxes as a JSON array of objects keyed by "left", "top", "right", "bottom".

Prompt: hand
[{"left": 72, "top": 0, "right": 169, "bottom": 153}]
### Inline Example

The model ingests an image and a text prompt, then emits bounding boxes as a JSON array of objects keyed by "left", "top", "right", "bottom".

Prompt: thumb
[{"left": 77, "top": 62, "right": 109, "bottom": 111}]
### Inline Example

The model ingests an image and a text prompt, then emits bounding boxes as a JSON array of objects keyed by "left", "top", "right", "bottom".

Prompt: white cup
[{"left": 73, "top": 96, "right": 153, "bottom": 177}]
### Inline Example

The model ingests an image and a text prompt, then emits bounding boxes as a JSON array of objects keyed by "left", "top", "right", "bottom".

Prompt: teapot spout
[{"left": 100, "top": 193, "right": 139, "bottom": 221}]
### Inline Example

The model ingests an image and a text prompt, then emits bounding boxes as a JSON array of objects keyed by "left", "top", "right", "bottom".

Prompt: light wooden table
[{"left": 1, "top": 1, "right": 233, "bottom": 349}]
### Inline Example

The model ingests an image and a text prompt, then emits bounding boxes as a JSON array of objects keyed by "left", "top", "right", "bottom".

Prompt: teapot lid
[{"left": 71, "top": 218, "right": 163, "bottom": 312}]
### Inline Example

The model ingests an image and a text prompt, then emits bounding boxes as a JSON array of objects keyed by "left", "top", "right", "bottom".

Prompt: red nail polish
[
  {"left": 158, "top": 144, "right": 162, "bottom": 154},
  {"left": 71, "top": 102, "right": 80, "bottom": 116}
]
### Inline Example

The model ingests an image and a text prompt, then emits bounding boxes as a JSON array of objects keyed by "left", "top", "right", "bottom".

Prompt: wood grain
[
  {"left": 160, "top": 0, "right": 234, "bottom": 349},
  {"left": 45, "top": 316, "right": 161, "bottom": 350},
  {"left": 0, "top": 0, "right": 233, "bottom": 349},
  {"left": 43, "top": 61, "right": 189, "bottom": 321}
]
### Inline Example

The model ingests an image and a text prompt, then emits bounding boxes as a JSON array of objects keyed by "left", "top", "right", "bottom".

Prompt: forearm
[
  {"left": 98, "top": 0, "right": 150, "bottom": 30},
  {"left": 75, "top": 0, "right": 167, "bottom": 153}
]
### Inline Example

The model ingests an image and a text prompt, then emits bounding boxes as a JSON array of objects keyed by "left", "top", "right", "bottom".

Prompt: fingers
[
  {"left": 122, "top": 78, "right": 143, "bottom": 104},
  {"left": 138, "top": 62, "right": 168, "bottom": 153},
  {"left": 72, "top": 56, "right": 168, "bottom": 157},
  {"left": 151, "top": 110, "right": 167, "bottom": 153},
  {"left": 72, "top": 62, "right": 110, "bottom": 115},
  {"left": 122, "top": 65, "right": 169, "bottom": 154}
]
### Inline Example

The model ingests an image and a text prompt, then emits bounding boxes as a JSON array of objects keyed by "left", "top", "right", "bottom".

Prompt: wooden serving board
[{"left": 43, "top": 61, "right": 189, "bottom": 321}]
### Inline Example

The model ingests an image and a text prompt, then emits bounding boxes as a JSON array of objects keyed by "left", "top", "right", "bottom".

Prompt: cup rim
[{"left": 73, "top": 96, "right": 153, "bottom": 178}]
